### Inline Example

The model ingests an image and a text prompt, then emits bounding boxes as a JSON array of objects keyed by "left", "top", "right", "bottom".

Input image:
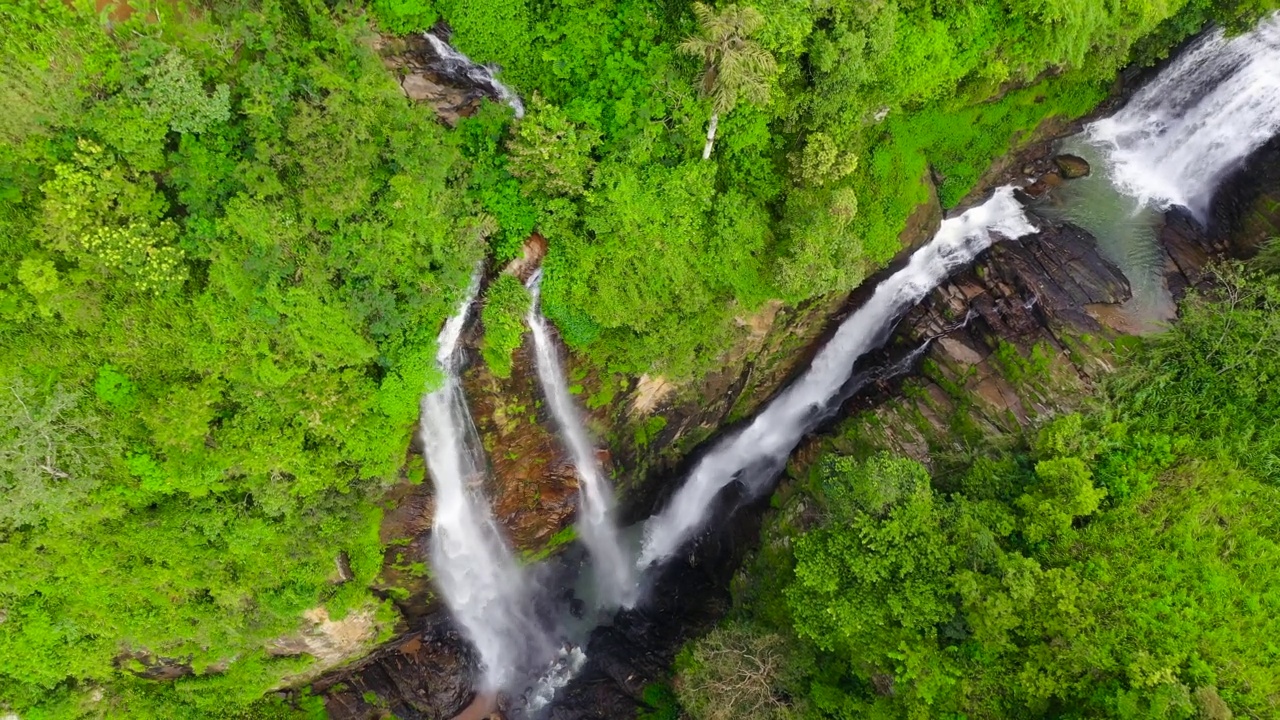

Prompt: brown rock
[
  {"left": 937, "top": 337, "right": 984, "bottom": 367},
  {"left": 399, "top": 73, "right": 478, "bottom": 126},
  {"left": 501, "top": 233, "right": 548, "bottom": 281},
  {"left": 1053, "top": 154, "right": 1091, "bottom": 179},
  {"left": 317, "top": 620, "right": 476, "bottom": 719}
]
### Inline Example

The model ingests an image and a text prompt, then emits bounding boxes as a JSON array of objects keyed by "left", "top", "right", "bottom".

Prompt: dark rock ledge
[{"left": 306, "top": 119, "right": 1280, "bottom": 720}]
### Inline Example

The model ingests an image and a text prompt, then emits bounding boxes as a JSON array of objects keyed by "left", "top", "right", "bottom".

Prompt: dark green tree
[{"left": 678, "top": 3, "right": 776, "bottom": 159}]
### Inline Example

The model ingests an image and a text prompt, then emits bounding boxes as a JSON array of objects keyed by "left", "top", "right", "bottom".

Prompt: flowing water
[
  {"left": 1042, "top": 12, "right": 1280, "bottom": 327},
  {"left": 526, "top": 271, "right": 635, "bottom": 609},
  {"left": 417, "top": 12, "right": 1280, "bottom": 709},
  {"left": 1037, "top": 138, "right": 1173, "bottom": 330},
  {"left": 424, "top": 32, "right": 525, "bottom": 118},
  {"left": 636, "top": 187, "right": 1038, "bottom": 568},
  {"left": 1086, "top": 14, "right": 1280, "bottom": 219},
  {"left": 423, "top": 274, "right": 548, "bottom": 690}
]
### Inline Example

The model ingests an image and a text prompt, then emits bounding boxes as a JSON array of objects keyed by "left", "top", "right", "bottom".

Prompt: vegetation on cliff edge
[
  {"left": 673, "top": 264, "right": 1280, "bottom": 719},
  {"left": 2, "top": 0, "right": 1279, "bottom": 716}
]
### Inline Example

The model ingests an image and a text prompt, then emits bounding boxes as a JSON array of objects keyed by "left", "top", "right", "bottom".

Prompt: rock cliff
[{"left": 306, "top": 80, "right": 1280, "bottom": 720}]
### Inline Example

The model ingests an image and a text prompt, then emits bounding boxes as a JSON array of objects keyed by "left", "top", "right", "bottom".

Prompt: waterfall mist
[
  {"left": 1084, "top": 12, "right": 1280, "bottom": 219},
  {"left": 422, "top": 274, "right": 551, "bottom": 691},
  {"left": 525, "top": 271, "right": 636, "bottom": 609},
  {"left": 637, "top": 187, "right": 1038, "bottom": 568}
]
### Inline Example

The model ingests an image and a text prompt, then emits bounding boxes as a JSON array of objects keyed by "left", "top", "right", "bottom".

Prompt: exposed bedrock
[{"left": 308, "top": 92, "right": 1280, "bottom": 720}]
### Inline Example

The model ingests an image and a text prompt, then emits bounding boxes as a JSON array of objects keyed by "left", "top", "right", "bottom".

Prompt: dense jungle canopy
[{"left": 1, "top": 0, "right": 1278, "bottom": 717}]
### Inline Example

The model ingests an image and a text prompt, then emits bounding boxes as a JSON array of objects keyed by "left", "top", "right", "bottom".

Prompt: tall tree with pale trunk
[{"left": 678, "top": 2, "right": 776, "bottom": 160}]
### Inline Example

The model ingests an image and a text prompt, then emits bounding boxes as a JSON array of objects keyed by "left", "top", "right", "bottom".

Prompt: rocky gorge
[{"left": 299, "top": 23, "right": 1280, "bottom": 720}]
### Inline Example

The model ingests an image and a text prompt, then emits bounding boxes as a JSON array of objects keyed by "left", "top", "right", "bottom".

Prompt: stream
[
  {"left": 1038, "top": 16, "right": 1280, "bottom": 330},
  {"left": 382, "top": 11, "right": 1280, "bottom": 719}
]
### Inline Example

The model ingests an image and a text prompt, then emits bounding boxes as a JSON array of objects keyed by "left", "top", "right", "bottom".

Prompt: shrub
[{"left": 481, "top": 274, "right": 532, "bottom": 378}]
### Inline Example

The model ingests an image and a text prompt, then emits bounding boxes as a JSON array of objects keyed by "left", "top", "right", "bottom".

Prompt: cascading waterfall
[
  {"left": 423, "top": 32, "right": 526, "bottom": 118},
  {"left": 1039, "top": 11, "right": 1280, "bottom": 327},
  {"left": 419, "top": 15, "right": 1280, "bottom": 711},
  {"left": 637, "top": 188, "right": 1037, "bottom": 568},
  {"left": 1083, "top": 12, "right": 1280, "bottom": 219},
  {"left": 525, "top": 271, "right": 636, "bottom": 608},
  {"left": 423, "top": 274, "right": 548, "bottom": 690}
]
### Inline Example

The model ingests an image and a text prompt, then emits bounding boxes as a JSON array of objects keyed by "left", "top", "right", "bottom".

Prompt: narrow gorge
[
  {"left": 3, "top": 3, "right": 1279, "bottom": 719},
  {"left": 315, "top": 12, "right": 1280, "bottom": 720}
]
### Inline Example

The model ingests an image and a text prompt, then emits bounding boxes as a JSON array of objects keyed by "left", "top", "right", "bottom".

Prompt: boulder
[{"left": 1053, "top": 154, "right": 1091, "bottom": 179}]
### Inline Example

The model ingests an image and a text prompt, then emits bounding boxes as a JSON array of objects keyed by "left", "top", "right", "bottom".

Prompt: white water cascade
[
  {"left": 1083, "top": 12, "right": 1280, "bottom": 219},
  {"left": 423, "top": 274, "right": 547, "bottom": 690},
  {"left": 1039, "top": 11, "right": 1280, "bottom": 329},
  {"left": 525, "top": 271, "right": 636, "bottom": 608},
  {"left": 637, "top": 188, "right": 1038, "bottom": 567},
  {"left": 423, "top": 32, "right": 526, "bottom": 118}
]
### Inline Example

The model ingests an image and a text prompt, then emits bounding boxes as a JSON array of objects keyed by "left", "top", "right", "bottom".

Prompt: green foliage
[
  {"left": 1113, "top": 264, "right": 1280, "bottom": 481},
  {"left": 0, "top": 380, "right": 112, "bottom": 533},
  {"left": 132, "top": 51, "right": 231, "bottom": 135},
  {"left": 481, "top": 274, "right": 532, "bottom": 379},
  {"left": 637, "top": 682, "right": 681, "bottom": 720},
  {"left": 633, "top": 415, "right": 668, "bottom": 449},
  {"left": 678, "top": 3, "right": 777, "bottom": 116},
  {"left": 370, "top": 0, "right": 439, "bottom": 35},
  {"left": 0, "top": 1, "right": 488, "bottom": 715},
  {"left": 4, "top": 0, "right": 1279, "bottom": 714},
  {"left": 433, "top": 0, "right": 534, "bottom": 87},
  {"left": 1258, "top": 235, "right": 1280, "bottom": 272},
  {"left": 686, "top": 269, "right": 1280, "bottom": 719},
  {"left": 458, "top": 103, "right": 534, "bottom": 262},
  {"left": 444, "top": 0, "right": 1226, "bottom": 376},
  {"left": 507, "top": 96, "right": 600, "bottom": 198},
  {"left": 787, "top": 454, "right": 957, "bottom": 690}
]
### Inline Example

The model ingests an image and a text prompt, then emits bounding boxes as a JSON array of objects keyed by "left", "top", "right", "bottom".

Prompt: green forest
[
  {"left": 1, "top": 0, "right": 1278, "bottom": 717},
  {"left": 670, "top": 263, "right": 1280, "bottom": 720}
]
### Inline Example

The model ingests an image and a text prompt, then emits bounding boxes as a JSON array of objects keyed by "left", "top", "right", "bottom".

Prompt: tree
[
  {"left": 786, "top": 453, "right": 959, "bottom": 705},
  {"left": 675, "top": 625, "right": 791, "bottom": 720},
  {"left": 678, "top": 3, "right": 776, "bottom": 160},
  {"left": 481, "top": 273, "right": 533, "bottom": 379},
  {"left": 507, "top": 95, "right": 600, "bottom": 197},
  {"left": 0, "top": 380, "right": 111, "bottom": 532}
]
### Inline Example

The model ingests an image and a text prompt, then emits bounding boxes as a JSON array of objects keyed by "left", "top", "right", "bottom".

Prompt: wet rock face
[
  {"left": 537, "top": 141, "right": 1280, "bottom": 718},
  {"left": 537, "top": 214, "right": 1136, "bottom": 720},
  {"left": 116, "top": 650, "right": 193, "bottom": 681},
  {"left": 314, "top": 619, "right": 478, "bottom": 720},
  {"left": 1162, "top": 135, "right": 1280, "bottom": 301},
  {"left": 544, "top": 489, "right": 760, "bottom": 720},
  {"left": 465, "top": 339, "right": 579, "bottom": 552},
  {"left": 309, "top": 131, "right": 1280, "bottom": 718},
  {"left": 375, "top": 34, "right": 489, "bottom": 126}
]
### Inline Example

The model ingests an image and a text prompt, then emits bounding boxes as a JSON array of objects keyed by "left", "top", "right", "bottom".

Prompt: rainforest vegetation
[
  {"left": 669, "top": 261, "right": 1280, "bottom": 720},
  {"left": 1, "top": 0, "right": 1278, "bottom": 717}
]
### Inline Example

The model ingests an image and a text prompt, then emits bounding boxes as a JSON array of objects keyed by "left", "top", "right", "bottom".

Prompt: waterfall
[
  {"left": 1084, "top": 12, "right": 1280, "bottom": 219},
  {"left": 637, "top": 188, "right": 1037, "bottom": 568},
  {"left": 525, "top": 271, "right": 636, "bottom": 608},
  {"left": 1037, "top": 11, "right": 1280, "bottom": 328},
  {"left": 423, "top": 273, "right": 547, "bottom": 690},
  {"left": 423, "top": 32, "right": 526, "bottom": 118}
]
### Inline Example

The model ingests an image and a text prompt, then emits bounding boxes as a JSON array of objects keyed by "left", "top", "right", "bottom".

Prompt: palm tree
[{"left": 678, "top": 3, "right": 776, "bottom": 160}]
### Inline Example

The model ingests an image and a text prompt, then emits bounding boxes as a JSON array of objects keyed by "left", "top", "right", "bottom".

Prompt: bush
[
  {"left": 675, "top": 625, "right": 791, "bottom": 720},
  {"left": 481, "top": 274, "right": 532, "bottom": 378}
]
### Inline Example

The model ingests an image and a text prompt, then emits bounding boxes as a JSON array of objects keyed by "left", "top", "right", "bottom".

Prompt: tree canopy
[
  {"left": 675, "top": 266, "right": 1280, "bottom": 719},
  {"left": 3, "top": 0, "right": 1279, "bottom": 716}
]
